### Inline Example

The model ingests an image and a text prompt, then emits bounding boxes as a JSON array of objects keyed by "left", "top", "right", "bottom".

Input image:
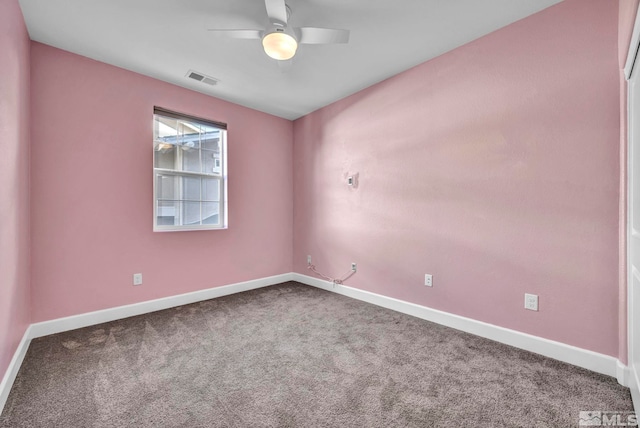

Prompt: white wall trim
[
  {"left": 618, "top": 360, "right": 631, "bottom": 387},
  {"left": 630, "top": 365, "right": 640, "bottom": 416},
  {"left": 293, "top": 273, "right": 624, "bottom": 382},
  {"left": 30, "top": 273, "right": 294, "bottom": 339},
  {"left": 625, "top": 4, "right": 640, "bottom": 80},
  {"left": 1, "top": 273, "right": 293, "bottom": 415},
  {"left": 1, "top": 272, "right": 631, "bottom": 416},
  {"left": 0, "top": 326, "right": 32, "bottom": 415}
]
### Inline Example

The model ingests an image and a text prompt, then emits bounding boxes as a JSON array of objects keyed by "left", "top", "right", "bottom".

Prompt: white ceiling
[{"left": 18, "top": 0, "right": 563, "bottom": 120}]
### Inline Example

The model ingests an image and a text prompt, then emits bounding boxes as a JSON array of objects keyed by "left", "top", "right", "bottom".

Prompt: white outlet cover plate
[
  {"left": 133, "top": 273, "right": 143, "bottom": 286},
  {"left": 524, "top": 293, "right": 538, "bottom": 311},
  {"left": 424, "top": 274, "right": 433, "bottom": 287}
]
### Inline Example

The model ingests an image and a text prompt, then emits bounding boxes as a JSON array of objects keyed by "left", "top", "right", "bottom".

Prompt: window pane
[
  {"left": 203, "top": 178, "right": 220, "bottom": 201},
  {"left": 202, "top": 150, "right": 219, "bottom": 174},
  {"left": 156, "top": 174, "right": 176, "bottom": 200},
  {"left": 154, "top": 113, "right": 223, "bottom": 175},
  {"left": 157, "top": 200, "right": 178, "bottom": 226},
  {"left": 183, "top": 201, "right": 201, "bottom": 225},
  {"left": 202, "top": 136, "right": 219, "bottom": 151},
  {"left": 179, "top": 125, "right": 201, "bottom": 151},
  {"left": 202, "top": 202, "right": 220, "bottom": 225},
  {"left": 154, "top": 144, "right": 176, "bottom": 169},
  {"left": 183, "top": 176, "right": 200, "bottom": 201},
  {"left": 182, "top": 147, "right": 200, "bottom": 172},
  {"left": 153, "top": 109, "right": 227, "bottom": 231},
  {"left": 155, "top": 117, "right": 178, "bottom": 139}
]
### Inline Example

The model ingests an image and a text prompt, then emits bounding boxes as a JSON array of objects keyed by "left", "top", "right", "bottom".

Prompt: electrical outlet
[
  {"left": 133, "top": 273, "right": 143, "bottom": 286},
  {"left": 351, "top": 262, "right": 357, "bottom": 272},
  {"left": 424, "top": 274, "right": 433, "bottom": 287},
  {"left": 524, "top": 293, "right": 538, "bottom": 311},
  {"left": 307, "top": 255, "right": 312, "bottom": 265},
  {"left": 345, "top": 172, "right": 359, "bottom": 188}
]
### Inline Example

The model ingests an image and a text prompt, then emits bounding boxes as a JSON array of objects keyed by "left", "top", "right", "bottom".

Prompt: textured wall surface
[
  {"left": 30, "top": 43, "right": 293, "bottom": 322},
  {"left": 293, "top": 0, "right": 621, "bottom": 356},
  {"left": 0, "top": 0, "right": 31, "bottom": 381}
]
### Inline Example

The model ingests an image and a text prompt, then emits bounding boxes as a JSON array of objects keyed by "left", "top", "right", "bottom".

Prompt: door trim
[
  {"left": 625, "top": 6, "right": 640, "bottom": 80},
  {"left": 627, "top": 4, "right": 640, "bottom": 413}
]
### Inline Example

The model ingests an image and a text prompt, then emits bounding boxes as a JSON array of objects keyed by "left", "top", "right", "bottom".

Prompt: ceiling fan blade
[
  {"left": 265, "top": 0, "right": 288, "bottom": 26},
  {"left": 297, "top": 27, "right": 350, "bottom": 44},
  {"left": 207, "top": 29, "right": 262, "bottom": 39}
]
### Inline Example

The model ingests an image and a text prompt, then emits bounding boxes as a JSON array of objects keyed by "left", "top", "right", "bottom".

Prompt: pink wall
[
  {"left": 293, "top": 0, "right": 621, "bottom": 356},
  {"left": 30, "top": 43, "right": 293, "bottom": 322},
  {"left": 0, "top": 0, "right": 31, "bottom": 380},
  {"left": 7, "top": 0, "right": 631, "bottom": 365}
]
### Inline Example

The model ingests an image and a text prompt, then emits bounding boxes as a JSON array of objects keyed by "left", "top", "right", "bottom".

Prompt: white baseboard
[
  {"left": 1, "top": 273, "right": 293, "bottom": 415},
  {"left": 1, "top": 271, "right": 632, "bottom": 417},
  {"left": 30, "top": 273, "right": 293, "bottom": 339},
  {"left": 630, "top": 365, "right": 640, "bottom": 417},
  {"left": 0, "top": 326, "right": 32, "bottom": 415},
  {"left": 293, "top": 273, "right": 623, "bottom": 382},
  {"left": 618, "top": 360, "right": 631, "bottom": 387}
]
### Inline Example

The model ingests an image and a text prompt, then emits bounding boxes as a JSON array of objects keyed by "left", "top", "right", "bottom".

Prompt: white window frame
[{"left": 153, "top": 107, "right": 228, "bottom": 232}]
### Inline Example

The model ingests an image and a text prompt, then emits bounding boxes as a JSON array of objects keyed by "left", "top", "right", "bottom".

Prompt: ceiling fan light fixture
[{"left": 262, "top": 31, "right": 297, "bottom": 60}]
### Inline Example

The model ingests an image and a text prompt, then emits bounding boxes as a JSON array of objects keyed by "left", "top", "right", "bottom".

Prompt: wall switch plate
[
  {"left": 351, "top": 262, "right": 357, "bottom": 272},
  {"left": 307, "top": 255, "right": 312, "bottom": 265},
  {"left": 424, "top": 274, "right": 433, "bottom": 287},
  {"left": 133, "top": 273, "right": 143, "bottom": 286},
  {"left": 524, "top": 293, "right": 538, "bottom": 311}
]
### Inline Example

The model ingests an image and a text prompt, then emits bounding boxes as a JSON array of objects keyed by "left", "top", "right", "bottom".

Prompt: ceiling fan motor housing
[{"left": 262, "top": 25, "right": 298, "bottom": 60}]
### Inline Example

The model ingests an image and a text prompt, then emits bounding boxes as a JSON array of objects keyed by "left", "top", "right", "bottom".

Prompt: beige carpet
[{"left": 0, "top": 281, "right": 634, "bottom": 427}]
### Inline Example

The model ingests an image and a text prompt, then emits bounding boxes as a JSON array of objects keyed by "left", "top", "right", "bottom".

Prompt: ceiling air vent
[{"left": 186, "top": 70, "right": 219, "bottom": 86}]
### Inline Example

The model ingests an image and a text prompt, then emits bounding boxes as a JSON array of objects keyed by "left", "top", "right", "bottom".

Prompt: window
[{"left": 153, "top": 107, "right": 227, "bottom": 231}]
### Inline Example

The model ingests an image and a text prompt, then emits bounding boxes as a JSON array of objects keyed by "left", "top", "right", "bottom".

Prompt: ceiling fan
[{"left": 208, "top": 0, "right": 350, "bottom": 61}]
